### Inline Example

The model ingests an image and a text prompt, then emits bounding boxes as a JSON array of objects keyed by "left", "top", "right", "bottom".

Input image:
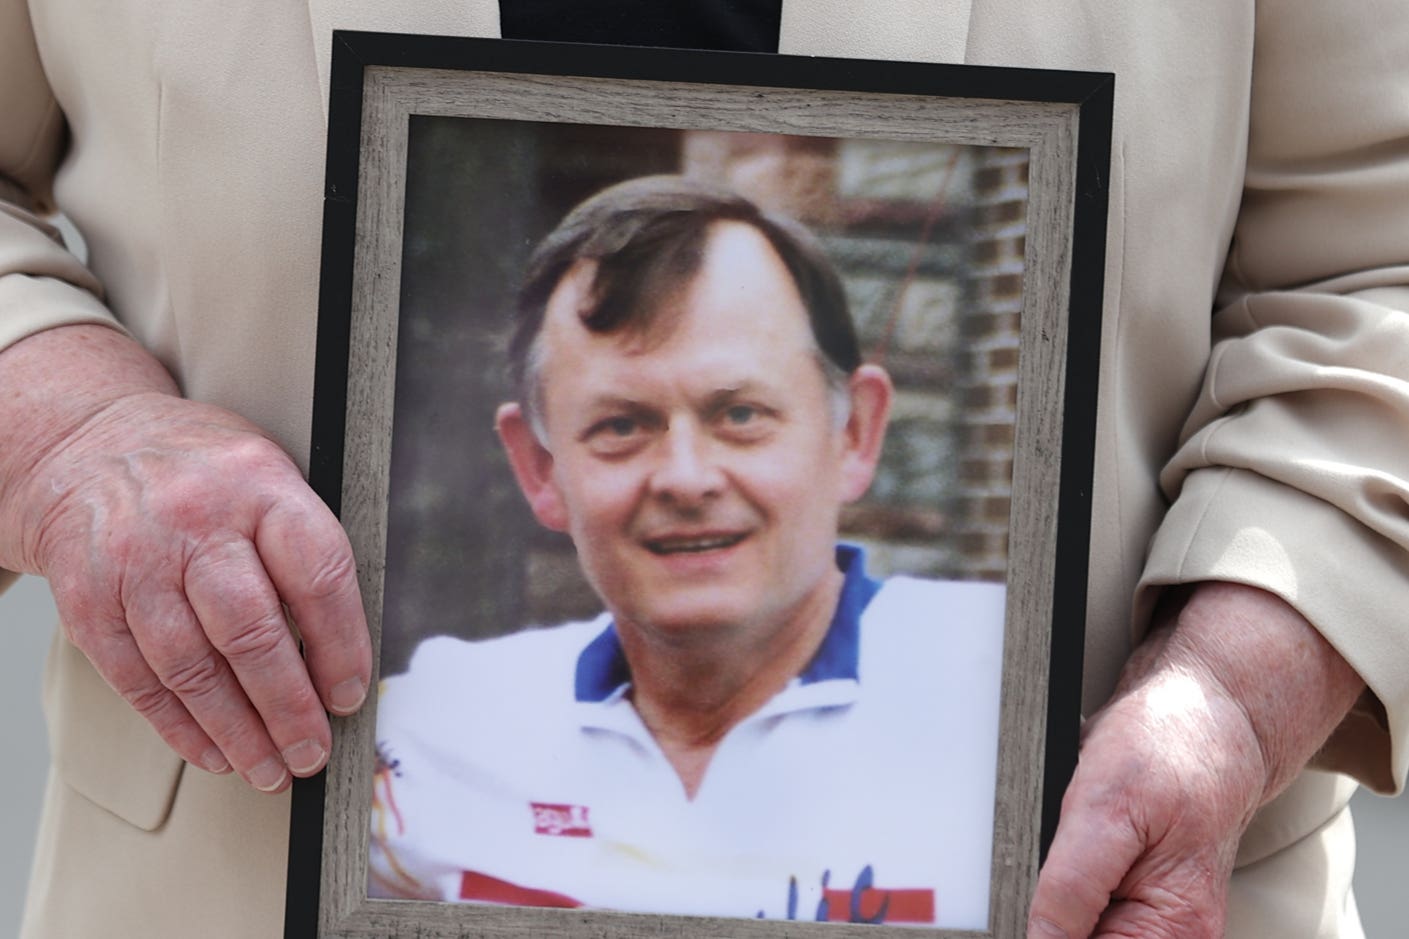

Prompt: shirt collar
[{"left": 574, "top": 543, "right": 881, "bottom": 703}]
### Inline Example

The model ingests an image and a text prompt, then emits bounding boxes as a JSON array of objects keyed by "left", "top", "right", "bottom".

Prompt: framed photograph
[{"left": 289, "top": 31, "right": 1111, "bottom": 939}]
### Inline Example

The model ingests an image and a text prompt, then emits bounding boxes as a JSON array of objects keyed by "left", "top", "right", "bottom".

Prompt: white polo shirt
[{"left": 370, "top": 546, "right": 1006, "bottom": 929}]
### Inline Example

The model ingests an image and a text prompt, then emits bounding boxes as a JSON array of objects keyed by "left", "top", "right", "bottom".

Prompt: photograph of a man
[{"left": 369, "top": 175, "right": 1007, "bottom": 930}]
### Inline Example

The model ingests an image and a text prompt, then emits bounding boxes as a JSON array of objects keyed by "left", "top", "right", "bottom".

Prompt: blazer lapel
[
  {"left": 306, "top": 0, "right": 501, "bottom": 113},
  {"left": 779, "top": 0, "right": 973, "bottom": 63}
]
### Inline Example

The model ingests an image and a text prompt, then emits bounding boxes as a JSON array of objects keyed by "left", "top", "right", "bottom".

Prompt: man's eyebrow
[
  {"left": 701, "top": 381, "right": 778, "bottom": 409},
  {"left": 577, "top": 394, "right": 656, "bottom": 417},
  {"left": 568, "top": 383, "right": 782, "bottom": 431}
]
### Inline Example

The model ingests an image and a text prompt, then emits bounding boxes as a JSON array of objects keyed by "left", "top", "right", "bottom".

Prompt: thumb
[{"left": 1027, "top": 800, "right": 1143, "bottom": 938}]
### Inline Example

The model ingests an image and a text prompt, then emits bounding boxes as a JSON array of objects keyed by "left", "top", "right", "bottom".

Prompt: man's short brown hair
[{"left": 508, "top": 175, "right": 862, "bottom": 420}]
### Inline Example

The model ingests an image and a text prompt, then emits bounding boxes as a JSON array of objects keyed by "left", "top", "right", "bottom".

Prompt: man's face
[{"left": 501, "top": 221, "right": 887, "bottom": 648}]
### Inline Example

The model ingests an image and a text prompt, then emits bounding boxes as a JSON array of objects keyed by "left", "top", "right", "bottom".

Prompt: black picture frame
[{"left": 289, "top": 31, "right": 1111, "bottom": 939}]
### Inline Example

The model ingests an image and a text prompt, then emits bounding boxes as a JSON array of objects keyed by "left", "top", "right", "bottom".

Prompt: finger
[
  {"left": 183, "top": 534, "right": 332, "bottom": 778},
  {"left": 1089, "top": 847, "right": 1230, "bottom": 939},
  {"left": 64, "top": 612, "right": 230, "bottom": 775},
  {"left": 125, "top": 591, "right": 290, "bottom": 792},
  {"left": 255, "top": 496, "right": 372, "bottom": 716},
  {"left": 1027, "top": 779, "right": 1145, "bottom": 939},
  {"left": 1092, "top": 893, "right": 1225, "bottom": 939}
]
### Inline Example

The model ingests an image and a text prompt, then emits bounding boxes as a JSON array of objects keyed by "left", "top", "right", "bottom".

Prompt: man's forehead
[{"left": 540, "top": 258, "right": 603, "bottom": 334}]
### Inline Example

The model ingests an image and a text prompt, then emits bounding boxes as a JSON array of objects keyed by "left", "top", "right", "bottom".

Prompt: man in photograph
[{"left": 368, "top": 175, "right": 1007, "bottom": 928}]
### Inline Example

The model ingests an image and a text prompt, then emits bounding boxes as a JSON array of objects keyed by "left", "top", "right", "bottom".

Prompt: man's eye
[
  {"left": 723, "top": 405, "right": 757, "bottom": 425},
  {"left": 602, "top": 416, "right": 638, "bottom": 437},
  {"left": 582, "top": 415, "right": 648, "bottom": 457},
  {"left": 717, "top": 403, "right": 776, "bottom": 439},
  {"left": 586, "top": 414, "right": 642, "bottom": 439}
]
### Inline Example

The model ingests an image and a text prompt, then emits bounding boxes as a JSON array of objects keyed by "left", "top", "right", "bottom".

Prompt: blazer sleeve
[
  {"left": 0, "top": 0, "right": 122, "bottom": 352},
  {"left": 0, "top": 0, "right": 127, "bottom": 592},
  {"left": 1138, "top": 5, "right": 1409, "bottom": 794}
]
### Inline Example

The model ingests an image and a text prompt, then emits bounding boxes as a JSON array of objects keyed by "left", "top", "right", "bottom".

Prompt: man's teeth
[{"left": 650, "top": 534, "right": 744, "bottom": 554}]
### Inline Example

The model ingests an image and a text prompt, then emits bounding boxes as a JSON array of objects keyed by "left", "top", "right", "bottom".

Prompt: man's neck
[{"left": 620, "top": 566, "right": 845, "bottom": 799}]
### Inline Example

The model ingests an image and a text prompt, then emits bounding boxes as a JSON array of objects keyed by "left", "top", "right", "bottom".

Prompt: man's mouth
[{"left": 644, "top": 532, "right": 747, "bottom": 555}]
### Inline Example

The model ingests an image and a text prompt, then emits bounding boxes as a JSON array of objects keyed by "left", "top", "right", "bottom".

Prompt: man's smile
[{"left": 642, "top": 532, "right": 749, "bottom": 555}]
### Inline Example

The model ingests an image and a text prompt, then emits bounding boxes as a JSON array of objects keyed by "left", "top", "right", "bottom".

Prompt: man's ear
[
  {"left": 838, "top": 364, "right": 894, "bottom": 503},
  {"left": 495, "top": 402, "right": 570, "bottom": 532}
]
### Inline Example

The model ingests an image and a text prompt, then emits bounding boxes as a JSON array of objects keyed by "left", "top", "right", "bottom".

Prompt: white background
[{"left": 2, "top": 575, "right": 1405, "bottom": 936}]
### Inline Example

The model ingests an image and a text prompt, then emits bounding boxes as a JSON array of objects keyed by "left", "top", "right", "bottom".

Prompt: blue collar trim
[
  {"left": 574, "top": 623, "right": 632, "bottom": 703},
  {"left": 797, "top": 543, "right": 880, "bottom": 684},
  {"left": 574, "top": 544, "right": 880, "bottom": 702}
]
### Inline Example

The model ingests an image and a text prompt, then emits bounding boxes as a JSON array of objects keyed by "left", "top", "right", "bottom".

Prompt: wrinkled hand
[
  {"left": 1028, "top": 582, "right": 1365, "bottom": 939},
  {"left": 2, "top": 327, "right": 371, "bottom": 793},
  {"left": 1027, "top": 638, "right": 1262, "bottom": 937}
]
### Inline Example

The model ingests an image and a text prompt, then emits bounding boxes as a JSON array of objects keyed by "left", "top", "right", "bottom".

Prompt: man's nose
[{"left": 647, "top": 423, "right": 725, "bottom": 505}]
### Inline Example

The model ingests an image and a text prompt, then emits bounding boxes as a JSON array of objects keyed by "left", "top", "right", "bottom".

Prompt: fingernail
[
  {"left": 282, "top": 739, "right": 328, "bottom": 775},
  {"left": 248, "top": 757, "right": 290, "bottom": 792},
  {"left": 199, "top": 747, "right": 231, "bottom": 774},
  {"left": 1029, "top": 918, "right": 1068, "bottom": 939},
  {"left": 329, "top": 677, "right": 367, "bottom": 715}
]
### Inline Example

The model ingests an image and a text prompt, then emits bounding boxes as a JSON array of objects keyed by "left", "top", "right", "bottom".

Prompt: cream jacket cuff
[{"left": 1139, "top": 467, "right": 1403, "bottom": 796}]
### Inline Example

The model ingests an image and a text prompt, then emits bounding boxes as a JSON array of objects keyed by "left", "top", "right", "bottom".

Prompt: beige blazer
[{"left": 4, "top": 2, "right": 1407, "bottom": 936}]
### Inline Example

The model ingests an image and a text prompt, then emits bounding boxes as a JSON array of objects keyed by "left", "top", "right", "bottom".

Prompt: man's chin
[{"left": 613, "top": 602, "right": 752, "bottom": 645}]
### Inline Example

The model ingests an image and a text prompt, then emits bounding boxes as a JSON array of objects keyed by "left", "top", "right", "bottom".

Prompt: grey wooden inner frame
[{"left": 324, "top": 64, "right": 1080, "bottom": 939}]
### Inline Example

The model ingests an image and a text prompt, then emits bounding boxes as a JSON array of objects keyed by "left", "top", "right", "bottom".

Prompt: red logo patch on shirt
[
  {"left": 530, "top": 802, "right": 593, "bottom": 837},
  {"left": 821, "top": 886, "right": 935, "bottom": 924}
]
